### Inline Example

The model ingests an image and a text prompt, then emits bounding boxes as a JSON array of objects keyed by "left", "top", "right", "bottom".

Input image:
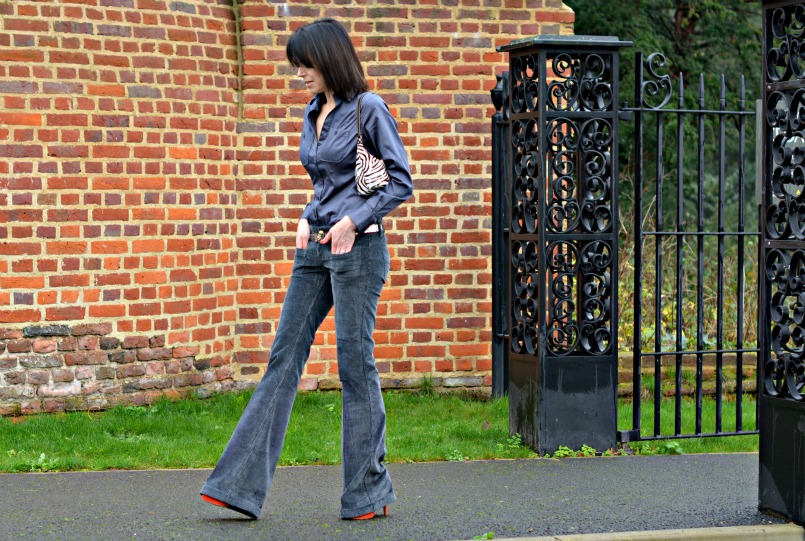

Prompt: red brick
[
  {"left": 49, "top": 51, "right": 90, "bottom": 65},
  {"left": 72, "top": 323, "right": 113, "bottom": 336},
  {"left": 87, "top": 84, "right": 126, "bottom": 96},
  {"left": 5, "top": 18, "right": 49, "bottom": 32},
  {"left": 7, "top": 339, "right": 32, "bottom": 353},
  {"left": 117, "top": 364, "right": 147, "bottom": 378},
  {"left": 64, "top": 351, "right": 109, "bottom": 366},
  {"left": 121, "top": 336, "right": 148, "bottom": 349},
  {"left": 0, "top": 243, "right": 41, "bottom": 256},
  {"left": 0, "top": 277, "right": 45, "bottom": 289},
  {"left": 46, "top": 307, "right": 86, "bottom": 321},
  {"left": 78, "top": 335, "right": 100, "bottom": 350},
  {"left": 168, "top": 28, "right": 197, "bottom": 42},
  {"left": 135, "top": 271, "right": 167, "bottom": 284},
  {"left": 0, "top": 112, "right": 41, "bottom": 125},
  {"left": 137, "top": 348, "right": 172, "bottom": 361}
]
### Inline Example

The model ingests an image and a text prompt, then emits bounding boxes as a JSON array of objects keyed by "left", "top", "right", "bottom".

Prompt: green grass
[
  {"left": 0, "top": 392, "right": 254, "bottom": 472},
  {"left": 0, "top": 390, "right": 759, "bottom": 473},
  {"left": 618, "top": 394, "right": 759, "bottom": 454}
]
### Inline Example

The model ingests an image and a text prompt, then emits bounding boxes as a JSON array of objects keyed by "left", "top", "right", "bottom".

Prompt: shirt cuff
[{"left": 347, "top": 205, "right": 374, "bottom": 233}]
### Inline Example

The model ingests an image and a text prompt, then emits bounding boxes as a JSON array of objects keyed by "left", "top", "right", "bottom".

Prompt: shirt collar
[{"left": 311, "top": 93, "right": 349, "bottom": 111}]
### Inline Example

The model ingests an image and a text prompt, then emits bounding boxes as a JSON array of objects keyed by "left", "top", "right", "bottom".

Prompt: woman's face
[{"left": 297, "top": 66, "right": 327, "bottom": 96}]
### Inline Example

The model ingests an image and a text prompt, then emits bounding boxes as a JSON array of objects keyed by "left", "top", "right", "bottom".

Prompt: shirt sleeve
[
  {"left": 300, "top": 203, "right": 312, "bottom": 221},
  {"left": 347, "top": 93, "right": 414, "bottom": 232}
]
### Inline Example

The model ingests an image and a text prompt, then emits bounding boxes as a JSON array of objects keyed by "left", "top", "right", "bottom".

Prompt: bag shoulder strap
[{"left": 356, "top": 93, "right": 365, "bottom": 138}]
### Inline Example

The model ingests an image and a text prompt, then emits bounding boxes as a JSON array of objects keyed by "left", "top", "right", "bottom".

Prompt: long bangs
[
  {"left": 285, "top": 30, "right": 315, "bottom": 69},
  {"left": 285, "top": 18, "right": 368, "bottom": 101}
]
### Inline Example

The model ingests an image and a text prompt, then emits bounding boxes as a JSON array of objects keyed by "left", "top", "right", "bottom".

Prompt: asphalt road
[{"left": 0, "top": 454, "right": 785, "bottom": 541}]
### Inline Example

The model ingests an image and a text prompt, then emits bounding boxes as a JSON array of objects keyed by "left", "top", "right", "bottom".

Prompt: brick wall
[{"left": 0, "top": 0, "right": 573, "bottom": 414}]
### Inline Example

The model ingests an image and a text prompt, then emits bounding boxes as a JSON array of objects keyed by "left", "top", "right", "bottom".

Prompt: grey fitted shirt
[{"left": 299, "top": 92, "right": 413, "bottom": 232}]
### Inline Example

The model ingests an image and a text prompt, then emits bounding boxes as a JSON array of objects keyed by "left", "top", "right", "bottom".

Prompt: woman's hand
[
  {"left": 296, "top": 219, "right": 311, "bottom": 249},
  {"left": 322, "top": 216, "right": 357, "bottom": 254}
]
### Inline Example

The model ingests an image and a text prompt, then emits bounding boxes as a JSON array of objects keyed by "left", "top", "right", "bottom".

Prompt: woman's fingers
[
  {"left": 322, "top": 217, "right": 357, "bottom": 253},
  {"left": 296, "top": 219, "right": 310, "bottom": 249}
]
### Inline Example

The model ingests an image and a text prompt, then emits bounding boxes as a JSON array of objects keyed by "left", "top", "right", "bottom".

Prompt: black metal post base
[
  {"left": 759, "top": 395, "right": 805, "bottom": 524},
  {"left": 510, "top": 356, "right": 617, "bottom": 455}
]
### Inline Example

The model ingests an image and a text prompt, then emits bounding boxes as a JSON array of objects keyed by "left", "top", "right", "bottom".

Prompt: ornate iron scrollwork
[
  {"left": 546, "top": 240, "right": 580, "bottom": 355},
  {"left": 764, "top": 3, "right": 805, "bottom": 399},
  {"left": 767, "top": 5, "right": 805, "bottom": 83},
  {"left": 508, "top": 47, "right": 617, "bottom": 359},
  {"left": 511, "top": 240, "right": 539, "bottom": 356},
  {"left": 511, "top": 120, "right": 539, "bottom": 235},
  {"left": 546, "top": 117, "right": 580, "bottom": 233},
  {"left": 544, "top": 117, "right": 614, "bottom": 236},
  {"left": 579, "top": 241, "right": 612, "bottom": 355},
  {"left": 579, "top": 54, "right": 613, "bottom": 111},
  {"left": 765, "top": 249, "right": 805, "bottom": 400},
  {"left": 546, "top": 52, "right": 613, "bottom": 112},
  {"left": 511, "top": 54, "right": 539, "bottom": 114},
  {"left": 641, "top": 52, "right": 673, "bottom": 109},
  {"left": 580, "top": 118, "right": 613, "bottom": 234}
]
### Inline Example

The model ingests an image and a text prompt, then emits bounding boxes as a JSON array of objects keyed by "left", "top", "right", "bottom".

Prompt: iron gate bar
[
  {"left": 628, "top": 49, "right": 644, "bottom": 442},
  {"left": 639, "top": 348, "right": 761, "bottom": 356},
  {"left": 675, "top": 75, "right": 684, "bottom": 436},
  {"left": 631, "top": 107, "right": 758, "bottom": 114},
  {"left": 646, "top": 232, "right": 759, "bottom": 237},
  {"left": 654, "top": 89, "right": 664, "bottom": 439},
  {"left": 736, "top": 75, "right": 748, "bottom": 432},
  {"left": 621, "top": 51, "right": 760, "bottom": 443},
  {"left": 717, "top": 75, "right": 725, "bottom": 434},
  {"left": 696, "top": 72, "right": 705, "bottom": 437}
]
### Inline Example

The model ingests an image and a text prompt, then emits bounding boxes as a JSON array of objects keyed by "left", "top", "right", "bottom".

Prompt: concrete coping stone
[{"left": 483, "top": 524, "right": 805, "bottom": 541}]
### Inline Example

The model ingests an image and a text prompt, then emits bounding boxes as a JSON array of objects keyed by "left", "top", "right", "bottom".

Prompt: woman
[{"left": 200, "top": 18, "right": 413, "bottom": 521}]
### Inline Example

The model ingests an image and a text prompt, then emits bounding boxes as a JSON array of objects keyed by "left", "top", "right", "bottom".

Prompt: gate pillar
[
  {"left": 760, "top": 0, "right": 805, "bottom": 525},
  {"left": 496, "top": 35, "right": 631, "bottom": 454}
]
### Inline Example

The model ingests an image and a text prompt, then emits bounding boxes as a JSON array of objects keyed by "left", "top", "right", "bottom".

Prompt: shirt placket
[{"left": 314, "top": 105, "right": 336, "bottom": 227}]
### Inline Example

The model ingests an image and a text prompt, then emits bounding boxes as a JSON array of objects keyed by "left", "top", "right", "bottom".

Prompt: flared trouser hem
[
  {"left": 200, "top": 484, "right": 261, "bottom": 519},
  {"left": 340, "top": 490, "right": 397, "bottom": 520}
]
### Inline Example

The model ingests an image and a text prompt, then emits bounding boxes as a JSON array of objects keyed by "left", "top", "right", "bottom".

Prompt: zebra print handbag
[{"left": 355, "top": 94, "right": 390, "bottom": 196}]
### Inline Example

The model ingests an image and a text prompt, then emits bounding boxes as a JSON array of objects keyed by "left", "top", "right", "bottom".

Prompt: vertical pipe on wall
[{"left": 491, "top": 73, "right": 510, "bottom": 398}]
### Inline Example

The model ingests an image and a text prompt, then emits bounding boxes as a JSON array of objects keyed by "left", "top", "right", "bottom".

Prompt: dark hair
[{"left": 286, "top": 18, "right": 369, "bottom": 101}]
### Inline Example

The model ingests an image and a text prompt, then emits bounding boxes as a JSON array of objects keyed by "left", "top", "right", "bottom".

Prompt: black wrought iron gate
[
  {"left": 620, "top": 52, "right": 760, "bottom": 443},
  {"left": 758, "top": 0, "right": 805, "bottom": 524},
  {"left": 491, "top": 37, "right": 761, "bottom": 452},
  {"left": 492, "top": 5, "right": 805, "bottom": 524}
]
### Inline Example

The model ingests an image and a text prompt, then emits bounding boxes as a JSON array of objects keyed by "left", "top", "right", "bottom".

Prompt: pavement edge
[{"left": 472, "top": 523, "right": 805, "bottom": 541}]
